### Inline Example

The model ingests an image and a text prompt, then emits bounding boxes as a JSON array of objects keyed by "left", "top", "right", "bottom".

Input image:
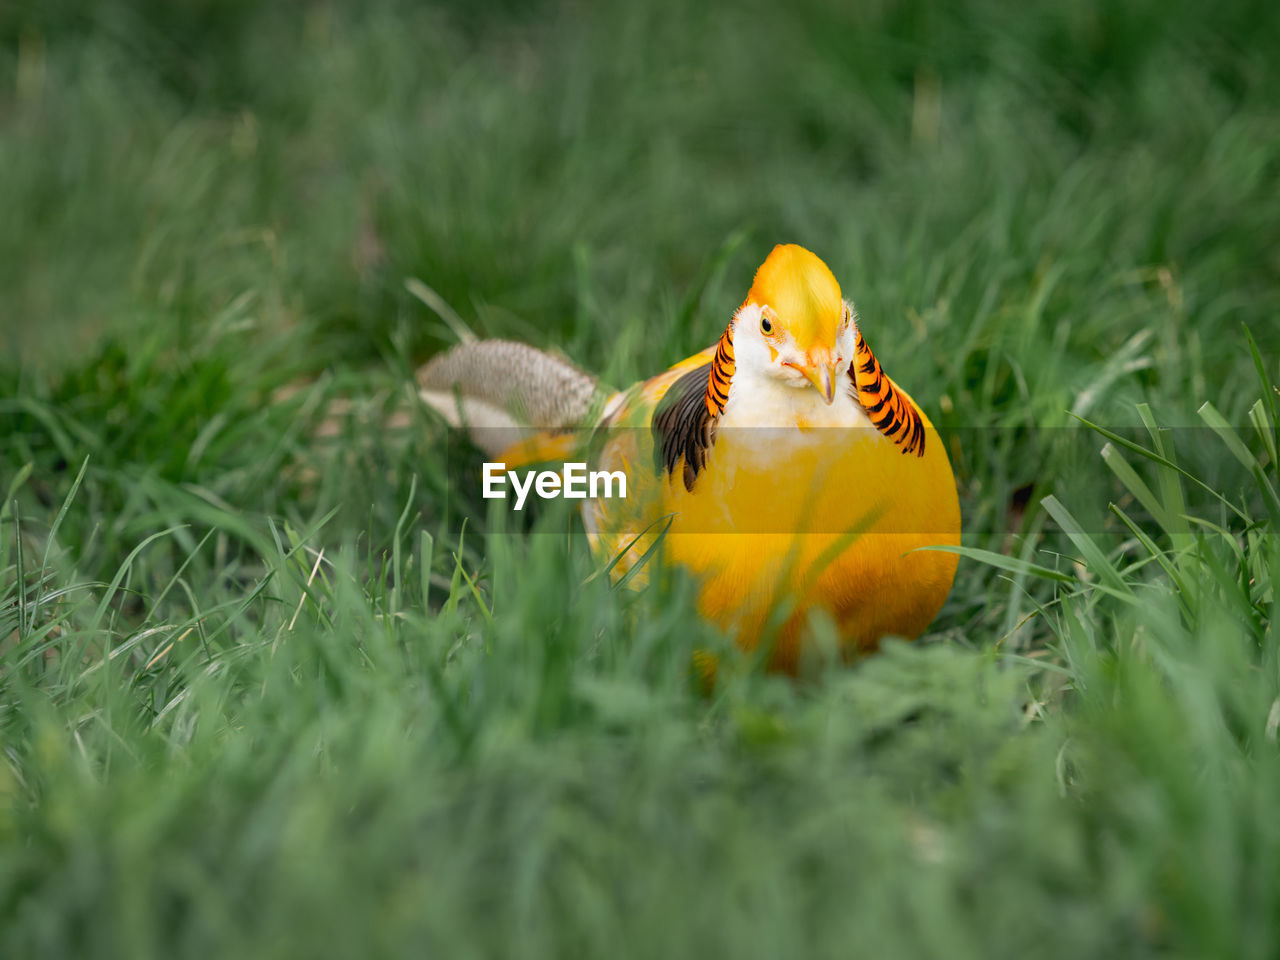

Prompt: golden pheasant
[{"left": 419, "top": 244, "right": 960, "bottom": 671}]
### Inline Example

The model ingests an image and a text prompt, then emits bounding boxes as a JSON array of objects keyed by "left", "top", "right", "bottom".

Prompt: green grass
[{"left": 3, "top": 0, "right": 1280, "bottom": 956}]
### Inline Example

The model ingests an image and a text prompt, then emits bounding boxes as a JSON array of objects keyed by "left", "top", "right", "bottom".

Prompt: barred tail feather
[{"left": 416, "top": 339, "right": 603, "bottom": 457}]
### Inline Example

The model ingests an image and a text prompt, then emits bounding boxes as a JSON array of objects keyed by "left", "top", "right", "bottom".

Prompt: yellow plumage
[{"left": 420, "top": 244, "right": 960, "bottom": 671}]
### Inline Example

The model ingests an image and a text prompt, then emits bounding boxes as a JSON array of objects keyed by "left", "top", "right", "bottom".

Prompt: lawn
[{"left": 2, "top": 1, "right": 1280, "bottom": 957}]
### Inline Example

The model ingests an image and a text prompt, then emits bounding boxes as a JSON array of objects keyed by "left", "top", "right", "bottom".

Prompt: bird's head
[{"left": 733, "top": 244, "right": 855, "bottom": 405}]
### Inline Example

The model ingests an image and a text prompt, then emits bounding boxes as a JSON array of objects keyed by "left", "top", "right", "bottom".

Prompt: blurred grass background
[{"left": 2, "top": 0, "right": 1279, "bottom": 957}]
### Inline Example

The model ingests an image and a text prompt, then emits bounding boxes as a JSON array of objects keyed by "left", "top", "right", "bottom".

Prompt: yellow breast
[{"left": 587, "top": 386, "right": 960, "bottom": 671}]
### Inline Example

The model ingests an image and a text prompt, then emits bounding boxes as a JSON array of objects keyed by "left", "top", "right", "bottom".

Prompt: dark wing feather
[{"left": 651, "top": 362, "right": 718, "bottom": 492}]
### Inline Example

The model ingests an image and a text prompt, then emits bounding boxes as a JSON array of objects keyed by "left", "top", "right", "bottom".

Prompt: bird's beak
[{"left": 794, "top": 361, "right": 838, "bottom": 405}]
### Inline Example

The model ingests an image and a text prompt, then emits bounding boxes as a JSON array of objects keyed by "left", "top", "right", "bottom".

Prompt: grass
[{"left": 2, "top": 0, "right": 1280, "bottom": 956}]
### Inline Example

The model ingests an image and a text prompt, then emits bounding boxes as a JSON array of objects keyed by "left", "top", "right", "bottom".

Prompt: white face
[{"left": 732, "top": 300, "right": 858, "bottom": 388}]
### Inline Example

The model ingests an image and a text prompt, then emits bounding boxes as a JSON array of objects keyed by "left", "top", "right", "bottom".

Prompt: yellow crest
[{"left": 743, "top": 244, "right": 844, "bottom": 352}]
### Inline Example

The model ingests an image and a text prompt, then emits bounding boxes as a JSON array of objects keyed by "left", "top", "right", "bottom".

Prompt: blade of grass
[
  {"left": 1197, "top": 401, "right": 1280, "bottom": 524},
  {"left": 916, "top": 544, "right": 1076, "bottom": 583},
  {"left": 1100, "top": 442, "right": 1173, "bottom": 535},
  {"left": 30, "top": 456, "right": 89, "bottom": 628},
  {"left": 419, "top": 530, "right": 435, "bottom": 607},
  {"left": 1072, "top": 412, "right": 1247, "bottom": 524},
  {"left": 613, "top": 514, "right": 675, "bottom": 591},
  {"left": 1041, "top": 495, "right": 1133, "bottom": 599},
  {"left": 1243, "top": 323, "right": 1277, "bottom": 463},
  {"left": 391, "top": 474, "right": 418, "bottom": 616}
]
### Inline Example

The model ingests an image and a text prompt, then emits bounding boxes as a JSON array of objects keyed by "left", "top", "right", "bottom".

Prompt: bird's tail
[{"left": 416, "top": 339, "right": 611, "bottom": 464}]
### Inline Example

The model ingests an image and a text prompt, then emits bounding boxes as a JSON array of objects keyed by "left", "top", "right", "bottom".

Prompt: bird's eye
[{"left": 760, "top": 314, "right": 773, "bottom": 335}]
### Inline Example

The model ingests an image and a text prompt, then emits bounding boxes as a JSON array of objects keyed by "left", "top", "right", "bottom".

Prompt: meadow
[{"left": 2, "top": 1, "right": 1280, "bottom": 956}]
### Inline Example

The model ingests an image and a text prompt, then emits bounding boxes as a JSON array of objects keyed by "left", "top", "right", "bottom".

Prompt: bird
[{"left": 418, "top": 243, "right": 960, "bottom": 672}]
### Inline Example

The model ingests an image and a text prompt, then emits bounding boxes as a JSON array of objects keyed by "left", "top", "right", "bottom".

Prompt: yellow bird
[{"left": 419, "top": 244, "right": 960, "bottom": 671}]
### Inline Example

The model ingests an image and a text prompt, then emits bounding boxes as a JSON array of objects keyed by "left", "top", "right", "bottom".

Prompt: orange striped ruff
[
  {"left": 704, "top": 325, "right": 735, "bottom": 417},
  {"left": 852, "top": 331, "right": 926, "bottom": 457}
]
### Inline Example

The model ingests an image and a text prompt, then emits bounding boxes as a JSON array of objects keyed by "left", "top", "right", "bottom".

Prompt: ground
[{"left": 2, "top": 1, "right": 1279, "bottom": 957}]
